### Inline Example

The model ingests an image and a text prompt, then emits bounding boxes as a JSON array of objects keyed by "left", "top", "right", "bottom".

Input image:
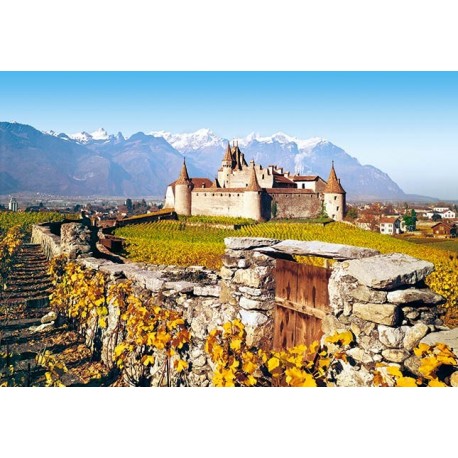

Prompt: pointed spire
[
  {"left": 323, "top": 162, "right": 345, "bottom": 194},
  {"left": 246, "top": 163, "right": 262, "bottom": 191},
  {"left": 223, "top": 142, "right": 232, "bottom": 163},
  {"left": 176, "top": 159, "right": 191, "bottom": 184}
]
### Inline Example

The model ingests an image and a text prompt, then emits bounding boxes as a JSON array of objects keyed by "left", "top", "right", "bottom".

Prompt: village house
[
  {"left": 164, "top": 142, "right": 346, "bottom": 222},
  {"left": 379, "top": 217, "right": 404, "bottom": 235},
  {"left": 431, "top": 221, "right": 457, "bottom": 238}
]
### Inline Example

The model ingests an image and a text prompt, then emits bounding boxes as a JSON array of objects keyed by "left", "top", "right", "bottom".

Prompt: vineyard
[
  {"left": 115, "top": 220, "right": 458, "bottom": 322},
  {"left": 0, "top": 212, "right": 69, "bottom": 237}
]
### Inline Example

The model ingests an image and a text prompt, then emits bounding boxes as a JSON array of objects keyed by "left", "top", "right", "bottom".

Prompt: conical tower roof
[
  {"left": 176, "top": 159, "right": 191, "bottom": 184},
  {"left": 323, "top": 161, "right": 345, "bottom": 194},
  {"left": 246, "top": 163, "right": 262, "bottom": 191},
  {"left": 223, "top": 142, "right": 232, "bottom": 163}
]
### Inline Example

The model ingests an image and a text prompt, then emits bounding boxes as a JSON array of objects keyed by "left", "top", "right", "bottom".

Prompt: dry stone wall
[{"left": 31, "top": 223, "right": 456, "bottom": 387}]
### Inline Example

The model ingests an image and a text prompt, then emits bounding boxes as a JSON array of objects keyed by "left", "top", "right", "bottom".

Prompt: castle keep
[{"left": 165, "top": 143, "right": 346, "bottom": 221}]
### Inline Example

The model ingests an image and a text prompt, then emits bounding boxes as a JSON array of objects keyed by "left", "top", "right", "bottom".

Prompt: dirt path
[{"left": 0, "top": 244, "right": 120, "bottom": 387}]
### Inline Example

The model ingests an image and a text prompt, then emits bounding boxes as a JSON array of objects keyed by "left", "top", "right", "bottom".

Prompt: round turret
[
  {"left": 323, "top": 162, "right": 346, "bottom": 221},
  {"left": 174, "top": 161, "right": 193, "bottom": 216}
]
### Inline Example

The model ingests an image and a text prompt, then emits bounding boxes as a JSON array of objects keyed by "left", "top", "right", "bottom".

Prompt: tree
[
  {"left": 125, "top": 198, "right": 133, "bottom": 212},
  {"left": 403, "top": 209, "right": 417, "bottom": 231},
  {"left": 432, "top": 213, "right": 442, "bottom": 222},
  {"left": 345, "top": 206, "right": 358, "bottom": 221}
]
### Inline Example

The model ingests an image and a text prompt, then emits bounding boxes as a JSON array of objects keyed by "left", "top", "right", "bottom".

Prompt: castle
[{"left": 164, "top": 142, "right": 346, "bottom": 221}]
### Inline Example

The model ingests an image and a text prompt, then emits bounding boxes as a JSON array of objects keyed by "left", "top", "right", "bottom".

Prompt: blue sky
[{"left": 0, "top": 71, "right": 457, "bottom": 199}]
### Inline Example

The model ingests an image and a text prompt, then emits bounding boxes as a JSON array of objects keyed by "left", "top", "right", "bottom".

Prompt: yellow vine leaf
[
  {"left": 414, "top": 343, "right": 430, "bottom": 357},
  {"left": 230, "top": 338, "right": 242, "bottom": 351},
  {"left": 387, "top": 366, "right": 403, "bottom": 378},
  {"left": 141, "top": 355, "right": 155, "bottom": 366},
  {"left": 267, "top": 357, "right": 280, "bottom": 373},
  {"left": 325, "top": 330, "right": 353, "bottom": 346},
  {"left": 175, "top": 359, "right": 188, "bottom": 373},
  {"left": 428, "top": 379, "right": 447, "bottom": 387},
  {"left": 396, "top": 377, "right": 418, "bottom": 387}
]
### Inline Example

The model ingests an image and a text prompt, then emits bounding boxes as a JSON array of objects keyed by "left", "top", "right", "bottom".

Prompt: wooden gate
[{"left": 273, "top": 258, "right": 331, "bottom": 352}]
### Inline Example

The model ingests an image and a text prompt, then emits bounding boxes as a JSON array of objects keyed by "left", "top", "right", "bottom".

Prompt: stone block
[
  {"left": 193, "top": 285, "right": 221, "bottom": 297},
  {"left": 382, "top": 349, "right": 410, "bottom": 363},
  {"left": 420, "top": 327, "right": 458, "bottom": 357},
  {"left": 378, "top": 325, "right": 407, "bottom": 348},
  {"left": 353, "top": 302, "right": 400, "bottom": 326},
  {"left": 340, "top": 253, "right": 434, "bottom": 290},
  {"left": 349, "top": 285, "right": 387, "bottom": 304},
  {"left": 387, "top": 288, "right": 445, "bottom": 306},
  {"left": 239, "top": 295, "right": 273, "bottom": 311},
  {"left": 233, "top": 267, "right": 269, "bottom": 288},
  {"left": 267, "top": 240, "right": 380, "bottom": 260},
  {"left": 239, "top": 309, "right": 269, "bottom": 327},
  {"left": 224, "top": 237, "right": 280, "bottom": 250},
  {"left": 403, "top": 323, "right": 430, "bottom": 351}
]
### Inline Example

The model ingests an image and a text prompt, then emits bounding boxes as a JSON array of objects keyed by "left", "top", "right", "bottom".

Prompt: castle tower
[
  {"left": 218, "top": 142, "right": 233, "bottom": 188},
  {"left": 174, "top": 160, "right": 193, "bottom": 216},
  {"left": 323, "top": 161, "right": 346, "bottom": 221},
  {"left": 243, "top": 163, "right": 263, "bottom": 221}
]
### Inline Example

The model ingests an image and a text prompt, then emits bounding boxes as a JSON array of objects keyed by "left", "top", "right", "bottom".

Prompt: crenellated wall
[{"left": 31, "top": 223, "right": 455, "bottom": 386}]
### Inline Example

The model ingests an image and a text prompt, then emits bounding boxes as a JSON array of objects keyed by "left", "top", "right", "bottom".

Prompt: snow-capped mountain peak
[
  {"left": 90, "top": 127, "right": 109, "bottom": 140},
  {"left": 150, "top": 128, "right": 225, "bottom": 152},
  {"left": 69, "top": 131, "right": 93, "bottom": 143}
]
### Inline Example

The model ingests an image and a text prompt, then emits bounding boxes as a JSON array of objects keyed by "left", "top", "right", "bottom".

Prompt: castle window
[
  {"left": 302, "top": 184, "right": 305, "bottom": 189},
  {"left": 229, "top": 194, "right": 231, "bottom": 197},
  {"left": 337, "top": 206, "right": 339, "bottom": 211},
  {"left": 334, "top": 196, "right": 337, "bottom": 200},
  {"left": 262, "top": 174, "right": 264, "bottom": 179},
  {"left": 196, "top": 193, "right": 199, "bottom": 196},
  {"left": 221, "top": 194, "right": 223, "bottom": 196},
  {"left": 212, "top": 193, "right": 215, "bottom": 196}
]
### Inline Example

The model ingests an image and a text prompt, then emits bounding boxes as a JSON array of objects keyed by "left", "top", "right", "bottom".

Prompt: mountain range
[{"left": 0, "top": 121, "right": 433, "bottom": 201}]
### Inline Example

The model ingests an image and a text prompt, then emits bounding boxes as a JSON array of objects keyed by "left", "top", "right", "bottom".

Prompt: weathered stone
[
  {"left": 266, "top": 240, "right": 380, "bottom": 260},
  {"left": 328, "top": 267, "right": 357, "bottom": 314},
  {"left": 219, "top": 282, "right": 238, "bottom": 305},
  {"left": 353, "top": 302, "right": 400, "bottom": 326},
  {"left": 334, "top": 362, "right": 373, "bottom": 387},
  {"left": 79, "top": 257, "right": 109, "bottom": 271},
  {"left": 450, "top": 372, "right": 458, "bottom": 387},
  {"left": 239, "top": 286, "right": 264, "bottom": 297},
  {"left": 349, "top": 316, "right": 376, "bottom": 337},
  {"left": 233, "top": 266, "right": 269, "bottom": 288},
  {"left": 387, "top": 288, "right": 445, "bottom": 306},
  {"left": 404, "top": 355, "right": 421, "bottom": 377},
  {"left": 164, "top": 281, "right": 196, "bottom": 293},
  {"left": 382, "top": 349, "right": 410, "bottom": 363},
  {"left": 239, "top": 295, "right": 273, "bottom": 311},
  {"left": 222, "top": 254, "right": 239, "bottom": 268},
  {"left": 403, "top": 323, "right": 430, "bottom": 351},
  {"left": 237, "top": 259, "right": 248, "bottom": 268},
  {"left": 239, "top": 309, "right": 269, "bottom": 327},
  {"left": 193, "top": 285, "right": 221, "bottom": 297},
  {"left": 322, "top": 315, "right": 347, "bottom": 335},
  {"left": 220, "top": 266, "right": 234, "bottom": 280},
  {"left": 41, "top": 311, "right": 57, "bottom": 324},
  {"left": 224, "top": 237, "right": 280, "bottom": 250},
  {"left": 349, "top": 285, "right": 387, "bottom": 304},
  {"left": 29, "top": 321, "right": 54, "bottom": 333},
  {"left": 420, "top": 327, "right": 458, "bottom": 357},
  {"left": 340, "top": 253, "right": 434, "bottom": 290},
  {"left": 359, "top": 334, "right": 386, "bottom": 354},
  {"left": 347, "top": 348, "right": 374, "bottom": 364},
  {"left": 251, "top": 251, "right": 278, "bottom": 266},
  {"left": 378, "top": 325, "right": 407, "bottom": 348}
]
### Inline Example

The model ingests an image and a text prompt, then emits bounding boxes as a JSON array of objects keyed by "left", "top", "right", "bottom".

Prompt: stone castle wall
[
  {"left": 32, "top": 222, "right": 456, "bottom": 386},
  {"left": 270, "top": 191, "right": 322, "bottom": 219}
]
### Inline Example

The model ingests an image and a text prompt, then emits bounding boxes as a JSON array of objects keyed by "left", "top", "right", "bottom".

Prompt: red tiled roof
[{"left": 291, "top": 175, "right": 319, "bottom": 181}]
